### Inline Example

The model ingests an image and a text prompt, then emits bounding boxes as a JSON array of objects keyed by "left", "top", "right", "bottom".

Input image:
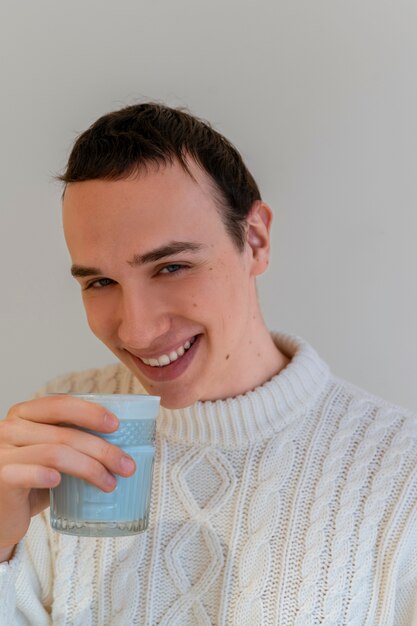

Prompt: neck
[
  {"left": 257, "top": 324, "right": 291, "bottom": 378},
  {"left": 239, "top": 318, "right": 291, "bottom": 392},
  {"left": 205, "top": 304, "right": 290, "bottom": 402}
]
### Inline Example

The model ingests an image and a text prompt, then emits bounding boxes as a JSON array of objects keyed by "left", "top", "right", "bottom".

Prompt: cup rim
[
  {"left": 48, "top": 393, "right": 160, "bottom": 419},
  {"left": 49, "top": 393, "right": 160, "bottom": 400}
]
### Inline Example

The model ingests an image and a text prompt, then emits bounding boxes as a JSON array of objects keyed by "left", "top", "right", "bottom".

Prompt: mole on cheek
[{"left": 225, "top": 354, "right": 230, "bottom": 360}]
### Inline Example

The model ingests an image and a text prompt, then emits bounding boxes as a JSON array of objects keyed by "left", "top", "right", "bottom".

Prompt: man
[{"left": 0, "top": 103, "right": 416, "bottom": 625}]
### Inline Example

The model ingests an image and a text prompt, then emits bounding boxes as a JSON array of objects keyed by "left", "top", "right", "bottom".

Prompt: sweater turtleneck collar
[{"left": 128, "top": 332, "right": 330, "bottom": 449}]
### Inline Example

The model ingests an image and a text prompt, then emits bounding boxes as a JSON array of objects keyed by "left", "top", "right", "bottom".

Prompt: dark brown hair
[{"left": 60, "top": 103, "right": 261, "bottom": 250}]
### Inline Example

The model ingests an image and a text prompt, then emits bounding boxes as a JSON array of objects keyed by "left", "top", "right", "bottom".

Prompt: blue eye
[
  {"left": 87, "top": 278, "right": 114, "bottom": 289},
  {"left": 159, "top": 264, "right": 185, "bottom": 274}
]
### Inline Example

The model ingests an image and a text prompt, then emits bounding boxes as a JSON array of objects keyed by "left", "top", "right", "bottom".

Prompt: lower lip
[{"left": 126, "top": 335, "right": 201, "bottom": 383}]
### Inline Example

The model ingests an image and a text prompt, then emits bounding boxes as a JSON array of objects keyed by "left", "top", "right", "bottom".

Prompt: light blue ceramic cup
[{"left": 49, "top": 394, "right": 160, "bottom": 537}]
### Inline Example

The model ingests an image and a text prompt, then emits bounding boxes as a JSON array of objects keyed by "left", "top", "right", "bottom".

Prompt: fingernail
[
  {"left": 120, "top": 456, "right": 135, "bottom": 473},
  {"left": 48, "top": 470, "right": 61, "bottom": 486},
  {"left": 104, "top": 413, "right": 118, "bottom": 429},
  {"left": 105, "top": 473, "right": 116, "bottom": 488}
]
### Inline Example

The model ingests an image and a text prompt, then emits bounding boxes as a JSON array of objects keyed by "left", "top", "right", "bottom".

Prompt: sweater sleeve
[
  {"left": 394, "top": 546, "right": 417, "bottom": 623},
  {"left": 0, "top": 512, "right": 53, "bottom": 626},
  {"left": 391, "top": 493, "right": 417, "bottom": 625},
  {"left": 0, "top": 541, "right": 25, "bottom": 625},
  {"left": 0, "top": 363, "right": 134, "bottom": 625}
]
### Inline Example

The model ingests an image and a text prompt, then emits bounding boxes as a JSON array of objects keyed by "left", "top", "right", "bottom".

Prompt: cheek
[
  {"left": 82, "top": 297, "right": 115, "bottom": 339},
  {"left": 200, "top": 269, "right": 250, "bottom": 327},
  {"left": 163, "top": 273, "right": 218, "bottom": 312}
]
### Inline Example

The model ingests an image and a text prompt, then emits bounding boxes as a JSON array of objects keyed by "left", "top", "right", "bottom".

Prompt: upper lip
[{"left": 124, "top": 335, "right": 198, "bottom": 360}]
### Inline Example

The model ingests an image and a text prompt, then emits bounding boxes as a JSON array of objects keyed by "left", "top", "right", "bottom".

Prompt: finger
[
  {"left": 3, "top": 444, "right": 119, "bottom": 491},
  {"left": 0, "top": 464, "right": 61, "bottom": 490},
  {"left": 6, "top": 396, "right": 119, "bottom": 432},
  {"left": 0, "top": 420, "right": 136, "bottom": 477}
]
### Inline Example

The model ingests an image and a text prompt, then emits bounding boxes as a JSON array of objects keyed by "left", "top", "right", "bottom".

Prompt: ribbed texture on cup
[{"left": 51, "top": 446, "right": 155, "bottom": 536}]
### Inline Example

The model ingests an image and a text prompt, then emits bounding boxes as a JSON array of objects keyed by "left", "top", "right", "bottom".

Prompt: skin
[
  {"left": 0, "top": 157, "right": 289, "bottom": 560},
  {"left": 63, "top": 159, "right": 289, "bottom": 409}
]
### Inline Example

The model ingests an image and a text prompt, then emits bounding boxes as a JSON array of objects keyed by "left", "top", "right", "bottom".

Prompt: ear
[{"left": 245, "top": 200, "right": 273, "bottom": 276}]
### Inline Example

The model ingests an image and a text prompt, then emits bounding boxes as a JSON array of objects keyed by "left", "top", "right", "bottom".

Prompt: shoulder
[
  {"left": 33, "top": 362, "right": 145, "bottom": 397},
  {"left": 322, "top": 373, "right": 417, "bottom": 446},
  {"left": 329, "top": 373, "right": 416, "bottom": 422},
  {"left": 321, "top": 374, "right": 417, "bottom": 491}
]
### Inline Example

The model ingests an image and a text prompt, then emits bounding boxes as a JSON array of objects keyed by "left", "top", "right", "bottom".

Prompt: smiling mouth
[{"left": 138, "top": 335, "right": 198, "bottom": 367}]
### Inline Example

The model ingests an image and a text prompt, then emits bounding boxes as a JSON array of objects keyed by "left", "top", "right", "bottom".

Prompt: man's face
[{"left": 63, "top": 160, "right": 268, "bottom": 408}]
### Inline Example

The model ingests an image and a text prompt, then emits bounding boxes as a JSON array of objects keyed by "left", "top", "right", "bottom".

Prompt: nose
[{"left": 117, "top": 287, "right": 171, "bottom": 350}]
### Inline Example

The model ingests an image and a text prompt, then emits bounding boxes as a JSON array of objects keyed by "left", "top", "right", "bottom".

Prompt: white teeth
[{"left": 140, "top": 336, "right": 196, "bottom": 367}]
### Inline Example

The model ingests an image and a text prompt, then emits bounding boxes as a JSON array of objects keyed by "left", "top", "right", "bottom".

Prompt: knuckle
[
  {"left": 5, "top": 401, "right": 25, "bottom": 420},
  {"left": 99, "top": 441, "right": 115, "bottom": 464},
  {"left": 46, "top": 444, "right": 65, "bottom": 466},
  {"left": 0, "top": 419, "right": 15, "bottom": 444},
  {"left": 55, "top": 425, "right": 77, "bottom": 446},
  {"left": 93, "top": 462, "right": 110, "bottom": 486}
]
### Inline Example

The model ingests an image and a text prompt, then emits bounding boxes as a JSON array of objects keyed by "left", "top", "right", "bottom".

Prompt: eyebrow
[{"left": 70, "top": 241, "right": 205, "bottom": 278}]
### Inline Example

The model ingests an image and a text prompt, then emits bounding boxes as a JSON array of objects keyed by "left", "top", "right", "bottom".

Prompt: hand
[{"left": 0, "top": 395, "right": 136, "bottom": 556}]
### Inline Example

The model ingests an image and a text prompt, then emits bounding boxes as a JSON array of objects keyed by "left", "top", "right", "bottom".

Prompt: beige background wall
[{"left": 1, "top": 0, "right": 416, "bottom": 416}]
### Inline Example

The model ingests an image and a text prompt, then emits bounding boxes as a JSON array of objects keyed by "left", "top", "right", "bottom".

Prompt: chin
[{"left": 159, "top": 390, "right": 199, "bottom": 410}]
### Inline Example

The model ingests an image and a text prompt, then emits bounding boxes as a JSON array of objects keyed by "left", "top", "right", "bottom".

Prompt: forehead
[{"left": 62, "top": 160, "right": 229, "bottom": 257}]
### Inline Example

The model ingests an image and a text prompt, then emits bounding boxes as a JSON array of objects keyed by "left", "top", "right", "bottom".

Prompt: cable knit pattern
[
  {"left": 1, "top": 331, "right": 417, "bottom": 626},
  {"left": 51, "top": 535, "right": 79, "bottom": 624},
  {"left": 108, "top": 534, "right": 148, "bottom": 623},
  {"left": 234, "top": 436, "right": 295, "bottom": 626},
  {"left": 161, "top": 447, "right": 235, "bottom": 625},
  {"left": 345, "top": 415, "right": 417, "bottom": 625},
  {"left": 325, "top": 406, "right": 401, "bottom": 626},
  {"left": 71, "top": 537, "right": 98, "bottom": 626},
  {"left": 295, "top": 396, "right": 376, "bottom": 625}
]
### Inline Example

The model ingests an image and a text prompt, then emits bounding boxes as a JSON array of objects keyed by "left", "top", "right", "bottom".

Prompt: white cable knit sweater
[{"left": 1, "top": 332, "right": 417, "bottom": 625}]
